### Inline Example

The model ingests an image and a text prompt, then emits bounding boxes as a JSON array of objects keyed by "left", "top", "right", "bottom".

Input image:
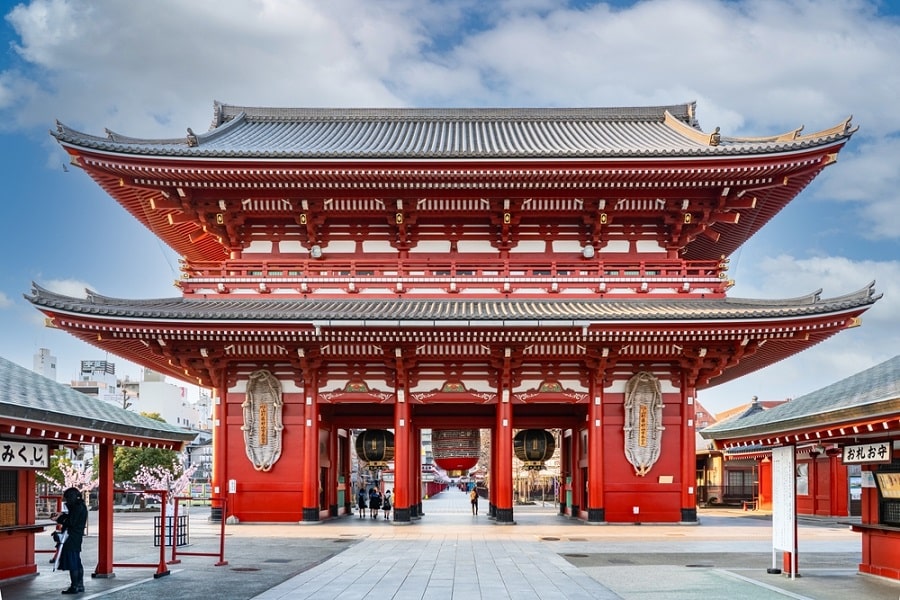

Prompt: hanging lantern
[
  {"left": 514, "top": 429, "right": 556, "bottom": 470},
  {"left": 432, "top": 429, "right": 480, "bottom": 475},
  {"left": 355, "top": 429, "right": 395, "bottom": 470}
]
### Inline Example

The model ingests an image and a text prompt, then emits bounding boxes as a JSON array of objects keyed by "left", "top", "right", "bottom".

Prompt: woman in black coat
[{"left": 54, "top": 487, "right": 89, "bottom": 594}]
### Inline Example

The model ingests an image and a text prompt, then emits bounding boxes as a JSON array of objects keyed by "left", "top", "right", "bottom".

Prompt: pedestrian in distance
[
  {"left": 357, "top": 486, "right": 367, "bottom": 518},
  {"left": 382, "top": 489, "right": 392, "bottom": 520},
  {"left": 368, "top": 487, "right": 382, "bottom": 519},
  {"left": 52, "top": 487, "right": 88, "bottom": 594},
  {"left": 470, "top": 487, "right": 478, "bottom": 515}
]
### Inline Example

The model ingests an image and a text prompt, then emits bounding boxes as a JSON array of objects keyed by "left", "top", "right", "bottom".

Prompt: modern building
[
  {"left": 32, "top": 348, "right": 57, "bottom": 381},
  {"left": 29, "top": 101, "right": 879, "bottom": 525}
]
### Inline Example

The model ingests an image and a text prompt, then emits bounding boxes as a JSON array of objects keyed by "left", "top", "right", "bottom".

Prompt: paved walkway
[{"left": 4, "top": 488, "right": 900, "bottom": 599}]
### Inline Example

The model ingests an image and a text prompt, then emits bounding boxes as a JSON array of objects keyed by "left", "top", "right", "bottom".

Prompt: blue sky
[{"left": 1, "top": 0, "right": 898, "bottom": 415}]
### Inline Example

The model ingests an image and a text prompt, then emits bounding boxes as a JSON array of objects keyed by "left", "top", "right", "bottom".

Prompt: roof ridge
[{"left": 212, "top": 103, "right": 697, "bottom": 123}]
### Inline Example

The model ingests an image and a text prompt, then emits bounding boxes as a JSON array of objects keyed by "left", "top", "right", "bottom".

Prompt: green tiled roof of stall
[
  {"left": 701, "top": 355, "right": 900, "bottom": 440},
  {"left": 0, "top": 356, "right": 195, "bottom": 444}
]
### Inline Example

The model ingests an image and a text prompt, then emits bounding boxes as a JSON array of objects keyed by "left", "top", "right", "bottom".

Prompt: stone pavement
[{"left": 3, "top": 488, "right": 899, "bottom": 599}]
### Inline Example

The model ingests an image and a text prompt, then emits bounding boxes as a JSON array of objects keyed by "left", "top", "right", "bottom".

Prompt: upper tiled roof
[
  {"left": 51, "top": 101, "right": 856, "bottom": 160},
  {"left": 0, "top": 355, "right": 195, "bottom": 445},
  {"left": 26, "top": 282, "right": 879, "bottom": 323},
  {"left": 701, "top": 355, "right": 900, "bottom": 439}
]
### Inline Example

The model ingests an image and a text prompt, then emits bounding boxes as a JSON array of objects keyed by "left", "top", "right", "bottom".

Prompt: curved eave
[
  {"left": 682, "top": 150, "right": 839, "bottom": 260},
  {"left": 26, "top": 283, "right": 879, "bottom": 389},
  {"left": 25, "top": 281, "right": 879, "bottom": 323},
  {"left": 60, "top": 139, "right": 849, "bottom": 264}
]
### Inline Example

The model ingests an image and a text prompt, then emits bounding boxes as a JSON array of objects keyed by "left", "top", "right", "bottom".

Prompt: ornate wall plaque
[
  {"left": 623, "top": 371, "right": 664, "bottom": 476},
  {"left": 241, "top": 369, "right": 284, "bottom": 471}
]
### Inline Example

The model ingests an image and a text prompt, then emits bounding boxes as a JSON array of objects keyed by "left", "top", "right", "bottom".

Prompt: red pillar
[
  {"left": 94, "top": 443, "right": 115, "bottom": 578},
  {"left": 681, "top": 383, "right": 698, "bottom": 522},
  {"left": 758, "top": 457, "right": 773, "bottom": 510},
  {"left": 489, "top": 426, "right": 497, "bottom": 518},
  {"left": 808, "top": 453, "right": 820, "bottom": 516},
  {"left": 587, "top": 383, "right": 605, "bottom": 522},
  {"left": 211, "top": 381, "right": 227, "bottom": 502},
  {"left": 301, "top": 378, "right": 320, "bottom": 522},
  {"left": 828, "top": 451, "right": 849, "bottom": 517},
  {"left": 495, "top": 387, "right": 514, "bottom": 524},
  {"left": 393, "top": 388, "right": 412, "bottom": 523}
]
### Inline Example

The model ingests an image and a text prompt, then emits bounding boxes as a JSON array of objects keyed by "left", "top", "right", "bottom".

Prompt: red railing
[
  {"left": 167, "top": 496, "right": 228, "bottom": 567},
  {"left": 111, "top": 489, "right": 170, "bottom": 578},
  {"left": 176, "top": 257, "right": 729, "bottom": 296}
]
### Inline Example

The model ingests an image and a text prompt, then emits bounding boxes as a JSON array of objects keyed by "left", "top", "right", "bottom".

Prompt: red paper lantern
[{"left": 432, "top": 429, "right": 480, "bottom": 473}]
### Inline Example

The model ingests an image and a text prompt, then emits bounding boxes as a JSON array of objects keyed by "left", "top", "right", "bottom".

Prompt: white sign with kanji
[
  {"left": 0, "top": 439, "right": 49, "bottom": 468},
  {"left": 842, "top": 442, "right": 892, "bottom": 465}
]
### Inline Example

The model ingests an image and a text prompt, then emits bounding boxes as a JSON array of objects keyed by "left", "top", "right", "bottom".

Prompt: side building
[
  {"left": 702, "top": 355, "right": 900, "bottom": 580},
  {"left": 0, "top": 356, "right": 194, "bottom": 582}
]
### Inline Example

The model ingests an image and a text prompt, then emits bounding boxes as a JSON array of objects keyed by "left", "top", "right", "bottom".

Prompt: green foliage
[
  {"left": 114, "top": 446, "right": 179, "bottom": 485},
  {"left": 112, "top": 410, "right": 176, "bottom": 484}
]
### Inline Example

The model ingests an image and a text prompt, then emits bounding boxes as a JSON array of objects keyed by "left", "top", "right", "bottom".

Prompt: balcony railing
[{"left": 176, "top": 257, "right": 730, "bottom": 298}]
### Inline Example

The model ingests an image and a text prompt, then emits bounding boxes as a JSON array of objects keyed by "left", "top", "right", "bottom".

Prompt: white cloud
[
  {"left": 818, "top": 136, "right": 900, "bottom": 240},
  {"left": 41, "top": 278, "right": 92, "bottom": 299},
  {"left": 701, "top": 254, "right": 899, "bottom": 413},
  {"left": 0, "top": 291, "right": 12, "bottom": 308},
  {"left": 1, "top": 1, "right": 897, "bottom": 132},
  {"left": 2, "top": 0, "right": 897, "bottom": 412}
]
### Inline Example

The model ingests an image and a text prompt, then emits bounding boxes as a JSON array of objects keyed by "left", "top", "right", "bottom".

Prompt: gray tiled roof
[
  {"left": 51, "top": 101, "right": 854, "bottom": 159},
  {"left": 0, "top": 356, "right": 195, "bottom": 444},
  {"left": 26, "top": 283, "right": 879, "bottom": 323},
  {"left": 701, "top": 355, "right": 900, "bottom": 439}
]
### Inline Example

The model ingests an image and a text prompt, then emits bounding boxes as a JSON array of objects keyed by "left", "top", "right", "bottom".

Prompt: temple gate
[{"left": 30, "top": 102, "right": 878, "bottom": 524}]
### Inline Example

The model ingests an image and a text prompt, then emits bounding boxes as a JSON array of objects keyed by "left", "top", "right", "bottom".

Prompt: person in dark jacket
[
  {"left": 381, "top": 489, "right": 392, "bottom": 520},
  {"left": 368, "top": 487, "right": 381, "bottom": 519},
  {"left": 357, "top": 486, "right": 367, "bottom": 518},
  {"left": 53, "top": 487, "right": 89, "bottom": 594}
]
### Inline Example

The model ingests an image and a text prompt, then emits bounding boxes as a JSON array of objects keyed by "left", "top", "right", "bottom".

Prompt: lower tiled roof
[{"left": 25, "top": 283, "right": 879, "bottom": 323}]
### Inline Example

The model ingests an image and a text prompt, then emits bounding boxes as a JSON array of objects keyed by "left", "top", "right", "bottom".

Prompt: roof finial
[
  {"left": 186, "top": 128, "right": 198, "bottom": 147},
  {"left": 709, "top": 127, "right": 721, "bottom": 146}
]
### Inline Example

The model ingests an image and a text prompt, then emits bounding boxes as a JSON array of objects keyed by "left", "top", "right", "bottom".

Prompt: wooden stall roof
[
  {"left": 0, "top": 356, "right": 195, "bottom": 449},
  {"left": 701, "top": 355, "right": 900, "bottom": 447}
]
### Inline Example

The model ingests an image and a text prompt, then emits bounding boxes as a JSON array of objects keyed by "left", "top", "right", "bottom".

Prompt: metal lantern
[
  {"left": 513, "top": 429, "right": 556, "bottom": 470},
  {"left": 355, "top": 429, "right": 395, "bottom": 470},
  {"left": 432, "top": 429, "right": 481, "bottom": 474}
]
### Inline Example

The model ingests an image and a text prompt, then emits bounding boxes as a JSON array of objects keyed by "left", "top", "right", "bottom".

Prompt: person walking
[
  {"left": 53, "top": 487, "right": 88, "bottom": 594},
  {"left": 470, "top": 487, "right": 478, "bottom": 515},
  {"left": 357, "top": 486, "right": 367, "bottom": 518},
  {"left": 368, "top": 487, "right": 381, "bottom": 519},
  {"left": 382, "top": 489, "right": 392, "bottom": 520}
]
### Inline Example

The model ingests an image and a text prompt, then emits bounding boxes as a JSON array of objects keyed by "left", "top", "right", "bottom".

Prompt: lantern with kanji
[
  {"left": 513, "top": 429, "right": 556, "bottom": 470},
  {"left": 355, "top": 429, "right": 395, "bottom": 470},
  {"left": 432, "top": 429, "right": 480, "bottom": 475}
]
